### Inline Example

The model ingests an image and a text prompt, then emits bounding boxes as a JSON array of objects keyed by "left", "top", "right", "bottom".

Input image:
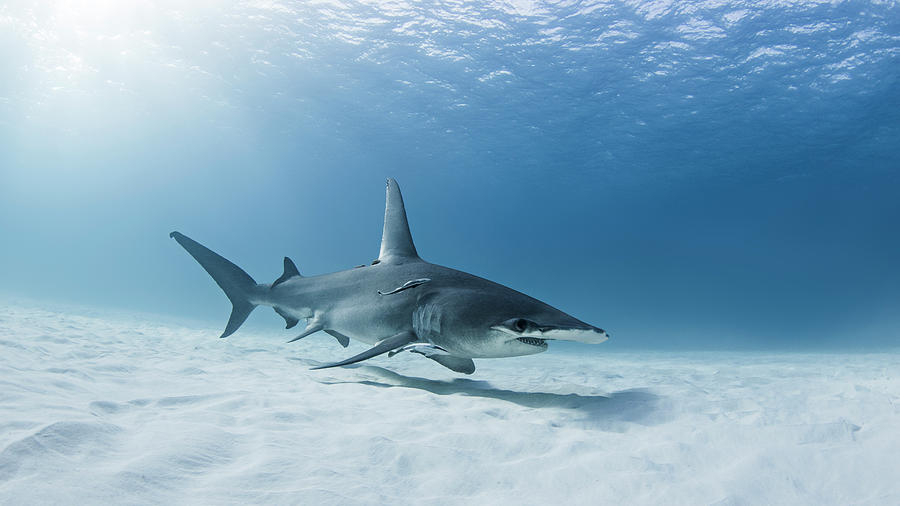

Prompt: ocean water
[{"left": 1, "top": 1, "right": 899, "bottom": 504}]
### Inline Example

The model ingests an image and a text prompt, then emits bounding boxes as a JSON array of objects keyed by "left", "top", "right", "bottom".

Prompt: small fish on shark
[{"left": 171, "top": 179, "right": 609, "bottom": 374}]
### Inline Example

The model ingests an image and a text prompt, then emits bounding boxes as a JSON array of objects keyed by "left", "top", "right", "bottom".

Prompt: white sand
[{"left": 1, "top": 302, "right": 898, "bottom": 505}]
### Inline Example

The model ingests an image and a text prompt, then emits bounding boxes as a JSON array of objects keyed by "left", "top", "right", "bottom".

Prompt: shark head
[{"left": 415, "top": 286, "right": 609, "bottom": 359}]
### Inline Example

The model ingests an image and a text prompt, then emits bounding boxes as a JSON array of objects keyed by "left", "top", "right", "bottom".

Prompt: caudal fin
[{"left": 170, "top": 231, "right": 259, "bottom": 338}]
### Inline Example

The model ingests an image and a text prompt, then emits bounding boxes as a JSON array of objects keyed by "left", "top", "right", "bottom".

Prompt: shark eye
[
  {"left": 507, "top": 318, "right": 531, "bottom": 333},
  {"left": 500, "top": 318, "right": 537, "bottom": 333}
]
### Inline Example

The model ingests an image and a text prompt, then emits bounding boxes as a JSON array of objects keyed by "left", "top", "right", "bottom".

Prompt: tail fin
[{"left": 170, "top": 231, "right": 259, "bottom": 338}]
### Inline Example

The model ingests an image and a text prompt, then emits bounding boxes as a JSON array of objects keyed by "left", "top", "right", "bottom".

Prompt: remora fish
[{"left": 171, "top": 179, "right": 608, "bottom": 374}]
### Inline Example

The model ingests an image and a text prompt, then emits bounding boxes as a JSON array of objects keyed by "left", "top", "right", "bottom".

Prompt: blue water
[{"left": 0, "top": 1, "right": 897, "bottom": 349}]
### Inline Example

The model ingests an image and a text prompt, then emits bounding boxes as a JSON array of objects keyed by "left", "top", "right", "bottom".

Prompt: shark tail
[{"left": 170, "top": 231, "right": 260, "bottom": 338}]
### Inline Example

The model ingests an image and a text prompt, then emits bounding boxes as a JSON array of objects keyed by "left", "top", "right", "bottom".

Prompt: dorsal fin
[
  {"left": 272, "top": 256, "right": 301, "bottom": 288},
  {"left": 378, "top": 178, "right": 420, "bottom": 263}
]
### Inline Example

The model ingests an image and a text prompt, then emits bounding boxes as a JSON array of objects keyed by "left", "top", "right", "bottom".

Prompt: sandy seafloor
[{"left": 1, "top": 302, "right": 898, "bottom": 505}]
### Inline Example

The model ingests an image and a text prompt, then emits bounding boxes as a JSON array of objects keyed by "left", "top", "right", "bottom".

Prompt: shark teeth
[{"left": 516, "top": 337, "right": 548, "bottom": 347}]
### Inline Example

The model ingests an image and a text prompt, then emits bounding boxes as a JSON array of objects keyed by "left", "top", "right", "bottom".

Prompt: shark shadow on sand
[{"left": 313, "top": 364, "right": 664, "bottom": 427}]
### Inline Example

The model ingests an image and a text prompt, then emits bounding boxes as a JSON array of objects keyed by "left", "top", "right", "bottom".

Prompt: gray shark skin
[{"left": 171, "top": 179, "right": 608, "bottom": 374}]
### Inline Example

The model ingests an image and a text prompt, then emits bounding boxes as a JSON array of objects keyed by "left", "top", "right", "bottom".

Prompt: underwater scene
[{"left": 1, "top": 1, "right": 898, "bottom": 504}]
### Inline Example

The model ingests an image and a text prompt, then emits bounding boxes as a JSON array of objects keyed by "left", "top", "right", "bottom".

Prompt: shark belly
[
  {"left": 268, "top": 271, "right": 417, "bottom": 346},
  {"left": 325, "top": 295, "right": 415, "bottom": 345}
]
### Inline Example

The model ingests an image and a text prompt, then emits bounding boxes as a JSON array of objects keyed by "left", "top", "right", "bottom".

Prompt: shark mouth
[{"left": 516, "top": 337, "right": 548, "bottom": 348}]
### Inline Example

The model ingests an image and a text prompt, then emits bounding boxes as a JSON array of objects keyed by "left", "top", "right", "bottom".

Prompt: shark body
[{"left": 171, "top": 179, "right": 608, "bottom": 374}]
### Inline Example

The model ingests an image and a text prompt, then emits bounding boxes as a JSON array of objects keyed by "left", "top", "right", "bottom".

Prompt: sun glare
[{"left": 50, "top": 0, "right": 147, "bottom": 30}]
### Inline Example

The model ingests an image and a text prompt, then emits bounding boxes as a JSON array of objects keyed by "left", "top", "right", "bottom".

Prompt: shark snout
[{"left": 538, "top": 324, "right": 609, "bottom": 344}]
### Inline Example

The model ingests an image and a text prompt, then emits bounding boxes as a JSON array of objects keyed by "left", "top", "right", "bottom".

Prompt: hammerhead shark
[{"left": 171, "top": 179, "right": 608, "bottom": 374}]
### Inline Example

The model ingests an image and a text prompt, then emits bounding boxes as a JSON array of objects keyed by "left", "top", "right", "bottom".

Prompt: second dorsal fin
[
  {"left": 272, "top": 257, "right": 301, "bottom": 288},
  {"left": 378, "top": 178, "right": 420, "bottom": 263}
]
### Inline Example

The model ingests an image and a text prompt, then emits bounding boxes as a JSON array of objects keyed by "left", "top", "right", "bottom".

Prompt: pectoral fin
[
  {"left": 287, "top": 322, "right": 323, "bottom": 343},
  {"left": 311, "top": 331, "right": 417, "bottom": 370},
  {"left": 387, "top": 343, "right": 449, "bottom": 358},
  {"left": 428, "top": 355, "right": 475, "bottom": 374}
]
